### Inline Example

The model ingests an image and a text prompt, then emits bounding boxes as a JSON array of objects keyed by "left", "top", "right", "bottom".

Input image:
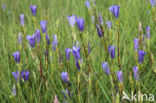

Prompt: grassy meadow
[{"left": 0, "top": 0, "right": 156, "bottom": 102}]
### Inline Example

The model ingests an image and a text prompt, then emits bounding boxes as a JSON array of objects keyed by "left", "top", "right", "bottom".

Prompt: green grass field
[{"left": 0, "top": 0, "right": 156, "bottom": 102}]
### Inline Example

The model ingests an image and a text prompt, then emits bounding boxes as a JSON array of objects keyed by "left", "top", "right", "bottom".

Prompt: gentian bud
[
  {"left": 67, "top": 14, "right": 76, "bottom": 27},
  {"left": 30, "top": 5, "right": 37, "bottom": 16},
  {"left": 61, "top": 72, "right": 69, "bottom": 83},
  {"left": 105, "top": 21, "right": 112, "bottom": 29},
  {"left": 18, "top": 32, "right": 22, "bottom": 44},
  {"left": 146, "top": 26, "right": 150, "bottom": 39},
  {"left": 133, "top": 66, "right": 139, "bottom": 80},
  {"left": 98, "top": 12, "right": 103, "bottom": 25},
  {"left": 133, "top": 38, "right": 139, "bottom": 51},
  {"left": 40, "top": 21, "right": 47, "bottom": 33},
  {"left": 46, "top": 34, "right": 50, "bottom": 45},
  {"left": 65, "top": 48, "right": 72, "bottom": 60},
  {"left": 85, "top": 1, "right": 90, "bottom": 9},
  {"left": 62, "top": 89, "right": 69, "bottom": 99},
  {"left": 20, "top": 14, "right": 24, "bottom": 26},
  {"left": 101, "top": 62, "right": 110, "bottom": 75},
  {"left": 116, "top": 71, "right": 123, "bottom": 82},
  {"left": 150, "top": 0, "right": 156, "bottom": 7},
  {"left": 109, "top": 5, "right": 120, "bottom": 18},
  {"left": 76, "top": 17, "right": 85, "bottom": 31},
  {"left": 96, "top": 24, "right": 103, "bottom": 38},
  {"left": 26, "top": 34, "right": 36, "bottom": 48},
  {"left": 12, "top": 51, "right": 20, "bottom": 63},
  {"left": 138, "top": 50, "right": 146, "bottom": 64},
  {"left": 35, "top": 29, "right": 41, "bottom": 44},
  {"left": 52, "top": 34, "right": 58, "bottom": 50},
  {"left": 20, "top": 70, "right": 30, "bottom": 82},
  {"left": 108, "top": 45, "right": 116, "bottom": 59},
  {"left": 12, "top": 71, "right": 20, "bottom": 81}
]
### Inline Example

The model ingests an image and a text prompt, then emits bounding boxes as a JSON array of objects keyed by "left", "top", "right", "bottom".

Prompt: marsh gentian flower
[
  {"left": 12, "top": 71, "right": 20, "bottom": 81},
  {"left": 116, "top": 71, "right": 123, "bottom": 82},
  {"left": 35, "top": 29, "right": 41, "bottom": 43},
  {"left": 20, "top": 70, "right": 30, "bottom": 81},
  {"left": 52, "top": 34, "right": 58, "bottom": 50},
  {"left": 134, "top": 38, "right": 139, "bottom": 51},
  {"left": 105, "top": 21, "right": 112, "bottom": 29},
  {"left": 85, "top": 1, "right": 90, "bottom": 9},
  {"left": 72, "top": 42, "right": 81, "bottom": 60},
  {"left": 12, "top": 51, "right": 20, "bottom": 63},
  {"left": 133, "top": 66, "right": 139, "bottom": 80},
  {"left": 101, "top": 62, "right": 110, "bottom": 75},
  {"left": 146, "top": 26, "right": 150, "bottom": 39},
  {"left": 65, "top": 48, "right": 72, "bottom": 60},
  {"left": 46, "top": 34, "right": 50, "bottom": 45},
  {"left": 18, "top": 32, "right": 22, "bottom": 44},
  {"left": 109, "top": 5, "right": 120, "bottom": 18},
  {"left": 150, "top": 0, "right": 156, "bottom": 7},
  {"left": 98, "top": 12, "right": 103, "bottom": 25},
  {"left": 67, "top": 15, "right": 76, "bottom": 27},
  {"left": 62, "top": 89, "right": 69, "bottom": 99},
  {"left": 96, "top": 24, "right": 103, "bottom": 37},
  {"left": 75, "top": 59, "right": 80, "bottom": 70},
  {"left": 61, "top": 72, "right": 69, "bottom": 83},
  {"left": 108, "top": 45, "right": 116, "bottom": 59},
  {"left": 40, "top": 21, "right": 47, "bottom": 33},
  {"left": 20, "top": 14, "right": 24, "bottom": 26},
  {"left": 138, "top": 50, "right": 146, "bottom": 64},
  {"left": 26, "top": 34, "right": 36, "bottom": 48},
  {"left": 77, "top": 17, "right": 85, "bottom": 31},
  {"left": 30, "top": 5, "right": 37, "bottom": 16}
]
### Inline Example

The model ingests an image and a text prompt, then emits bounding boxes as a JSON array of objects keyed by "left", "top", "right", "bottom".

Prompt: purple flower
[
  {"left": 65, "top": 48, "right": 72, "bottom": 60},
  {"left": 61, "top": 72, "right": 69, "bottom": 83},
  {"left": 96, "top": 24, "right": 103, "bottom": 38},
  {"left": 116, "top": 71, "right": 123, "bottom": 82},
  {"left": 67, "top": 15, "right": 76, "bottom": 27},
  {"left": 75, "top": 59, "right": 80, "bottom": 70},
  {"left": 134, "top": 38, "right": 139, "bottom": 51},
  {"left": 12, "top": 71, "right": 20, "bottom": 81},
  {"left": 105, "top": 21, "right": 112, "bottom": 29},
  {"left": 138, "top": 50, "right": 146, "bottom": 64},
  {"left": 77, "top": 17, "right": 85, "bottom": 31},
  {"left": 35, "top": 29, "right": 41, "bottom": 43},
  {"left": 101, "top": 62, "right": 110, "bottom": 75},
  {"left": 30, "top": 5, "right": 37, "bottom": 16},
  {"left": 85, "top": 1, "right": 90, "bottom": 9},
  {"left": 26, "top": 34, "right": 36, "bottom": 48},
  {"left": 52, "top": 34, "right": 58, "bottom": 50},
  {"left": 40, "top": 21, "right": 47, "bottom": 33},
  {"left": 98, "top": 12, "right": 103, "bottom": 25},
  {"left": 108, "top": 45, "right": 116, "bottom": 59},
  {"left": 18, "top": 32, "right": 22, "bottom": 44},
  {"left": 109, "top": 5, "right": 120, "bottom": 18},
  {"left": 146, "top": 26, "right": 150, "bottom": 39},
  {"left": 72, "top": 42, "right": 81, "bottom": 60},
  {"left": 150, "top": 0, "right": 156, "bottom": 7},
  {"left": 62, "top": 89, "right": 69, "bottom": 99},
  {"left": 20, "top": 14, "right": 24, "bottom": 26},
  {"left": 133, "top": 66, "right": 139, "bottom": 80},
  {"left": 12, "top": 51, "right": 20, "bottom": 63},
  {"left": 46, "top": 34, "right": 50, "bottom": 45},
  {"left": 20, "top": 70, "right": 30, "bottom": 81}
]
